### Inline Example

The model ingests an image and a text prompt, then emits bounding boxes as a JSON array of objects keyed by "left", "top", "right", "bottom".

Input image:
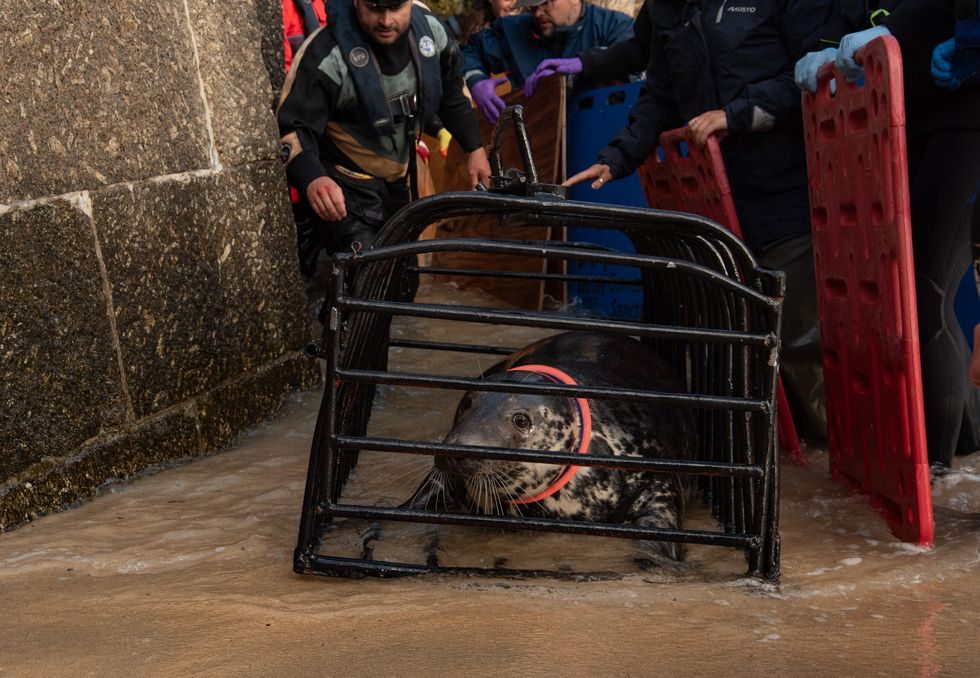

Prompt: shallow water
[{"left": 3, "top": 282, "right": 980, "bottom": 675}]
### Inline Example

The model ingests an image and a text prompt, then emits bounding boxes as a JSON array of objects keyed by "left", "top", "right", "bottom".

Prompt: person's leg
[
  {"left": 756, "top": 232, "right": 826, "bottom": 440},
  {"left": 971, "top": 196, "right": 980, "bottom": 388},
  {"left": 971, "top": 324, "right": 980, "bottom": 388},
  {"left": 292, "top": 199, "right": 329, "bottom": 279},
  {"left": 907, "top": 129, "right": 980, "bottom": 464},
  {"left": 325, "top": 168, "right": 400, "bottom": 251}
]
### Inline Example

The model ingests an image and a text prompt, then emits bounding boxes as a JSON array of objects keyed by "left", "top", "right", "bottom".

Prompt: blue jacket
[{"left": 461, "top": 3, "right": 633, "bottom": 90}]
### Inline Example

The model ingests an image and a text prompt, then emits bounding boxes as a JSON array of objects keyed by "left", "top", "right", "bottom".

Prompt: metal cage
[{"left": 294, "top": 108, "right": 785, "bottom": 580}]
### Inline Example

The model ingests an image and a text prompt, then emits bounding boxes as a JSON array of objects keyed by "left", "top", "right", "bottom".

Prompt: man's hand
[
  {"left": 836, "top": 26, "right": 890, "bottom": 82},
  {"left": 524, "top": 57, "right": 583, "bottom": 98},
  {"left": 932, "top": 39, "right": 963, "bottom": 89},
  {"left": 306, "top": 176, "right": 347, "bottom": 221},
  {"left": 466, "top": 147, "right": 492, "bottom": 189},
  {"left": 688, "top": 110, "right": 727, "bottom": 147},
  {"left": 563, "top": 163, "right": 612, "bottom": 190},
  {"left": 932, "top": 38, "right": 980, "bottom": 90},
  {"left": 795, "top": 47, "right": 838, "bottom": 93},
  {"left": 471, "top": 76, "right": 509, "bottom": 124}
]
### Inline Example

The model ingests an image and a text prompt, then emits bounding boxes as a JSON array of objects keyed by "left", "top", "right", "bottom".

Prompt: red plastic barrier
[
  {"left": 803, "top": 36, "right": 932, "bottom": 545},
  {"left": 638, "top": 130, "right": 743, "bottom": 237},
  {"left": 637, "top": 129, "right": 804, "bottom": 464}
]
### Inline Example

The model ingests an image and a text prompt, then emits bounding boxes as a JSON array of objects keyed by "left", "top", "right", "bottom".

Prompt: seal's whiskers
[
  {"left": 489, "top": 468, "right": 523, "bottom": 517},
  {"left": 388, "top": 462, "right": 434, "bottom": 492}
]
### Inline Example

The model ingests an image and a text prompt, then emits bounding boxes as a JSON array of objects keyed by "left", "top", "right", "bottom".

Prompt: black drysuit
[
  {"left": 822, "top": 0, "right": 980, "bottom": 464},
  {"left": 277, "top": 3, "right": 482, "bottom": 272}
]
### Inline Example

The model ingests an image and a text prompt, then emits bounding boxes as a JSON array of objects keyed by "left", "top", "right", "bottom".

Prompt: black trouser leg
[
  {"left": 907, "top": 130, "right": 980, "bottom": 464},
  {"left": 295, "top": 171, "right": 410, "bottom": 274},
  {"left": 292, "top": 200, "right": 323, "bottom": 279},
  {"left": 299, "top": 172, "right": 410, "bottom": 323},
  {"left": 756, "top": 233, "right": 826, "bottom": 441}
]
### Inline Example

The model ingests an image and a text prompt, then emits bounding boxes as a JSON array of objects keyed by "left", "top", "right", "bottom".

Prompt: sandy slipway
[
  {"left": 2, "top": 390, "right": 980, "bottom": 676},
  {"left": 2, "top": 285, "right": 980, "bottom": 676}
]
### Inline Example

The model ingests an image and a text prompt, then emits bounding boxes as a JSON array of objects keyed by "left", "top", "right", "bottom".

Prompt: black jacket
[
  {"left": 820, "top": 0, "right": 980, "bottom": 139},
  {"left": 593, "top": 0, "right": 833, "bottom": 251}
]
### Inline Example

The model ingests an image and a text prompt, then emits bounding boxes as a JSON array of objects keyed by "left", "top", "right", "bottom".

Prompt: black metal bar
[
  {"left": 339, "top": 297, "right": 775, "bottom": 347},
  {"left": 301, "top": 554, "right": 629, "bottom": 580},
  {"left": 293, "top": 263, "right": 345, "bottom": 572},
  {"left": 414, "top": 265, "right": 642, "bottom": 286},
  {"left": 387, "top": 339, "right": 516, "bottom": 355},
  {"left": 325, "top": 504, "right": 759, "bottom": 549},
  {"left": 759, "top": 271, "right": 786, "bottom": 579},
  {"left": 335, "top": 368, "right": 770, "bottom": 412},
  {"left": 489, "top": 105, "right": 538, "bottom": 186},
  {"left": 371, "top": 191, "right": 758, "bottom": 267},
  {"left": 333, "top": 435, "right": 766, "bottom": 478},
  {"left": 345, "top": 238, "right": 774, "bottom": 308},
  {"left": 324, "top": 264, "right": 346, "bottom": 503}
]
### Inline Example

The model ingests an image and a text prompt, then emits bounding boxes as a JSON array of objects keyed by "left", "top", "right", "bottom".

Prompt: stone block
[
  {"left": 0, "top": 0, "right": 212, "bottom": 203},
  {"left": 187, "top": 0, "right": 282, "bottom": 166},
  {"left": 92, "top": 161, "right": 311, "bottom": 419},
  {"left": 253, "top": 0, "right": 288, "bottom": 97},
  {"left": 197, "top": 354, "right": 320, "bottom": 452},
  {"left": 0, "top": 200, "right": 128, "bottom": 481},
  {"left": 0, "top": 407, "right": 201, "bottom": 531}
]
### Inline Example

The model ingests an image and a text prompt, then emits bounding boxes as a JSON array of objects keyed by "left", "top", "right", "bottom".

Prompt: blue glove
[
  {"left": 794, "top": 47, "right": 838, "bottom": 93},
  {"left": 932, "top": 38, "right": 980, "bottom": 89},
  {"left": 523, "top": 57, "right": 583, "bottom": 98},
  {"left": 836, "top": 26, "right": 891, "bottom": 82},
  {"left": 471, "top": 76, "right": 509, "bottom": 124}
]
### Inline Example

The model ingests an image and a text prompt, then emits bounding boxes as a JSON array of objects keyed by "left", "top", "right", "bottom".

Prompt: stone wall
[{"left": 0, "top": 0, "right": 320, "bottom": 530}]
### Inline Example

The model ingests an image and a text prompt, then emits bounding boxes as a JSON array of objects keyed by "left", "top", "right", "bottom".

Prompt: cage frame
[{"left": 294, "top": 188, "right": 785, "bottom": 581}]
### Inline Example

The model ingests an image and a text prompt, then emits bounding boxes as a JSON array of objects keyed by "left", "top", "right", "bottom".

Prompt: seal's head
[
  {"left": 406, "top": 332, "right": 695, "bottom": 562},
  {"left": 436, "top": 371, "right": 583, "bottom": 512}
]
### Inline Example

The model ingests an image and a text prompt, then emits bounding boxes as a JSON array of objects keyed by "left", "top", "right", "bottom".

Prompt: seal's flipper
[{"left": 632, "top": 491, "right": 686, "bottom": 562}]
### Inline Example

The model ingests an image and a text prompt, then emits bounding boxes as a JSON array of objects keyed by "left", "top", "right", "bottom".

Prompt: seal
[{"left": 406, "top": 331, "right": 698, "bottom": 561}]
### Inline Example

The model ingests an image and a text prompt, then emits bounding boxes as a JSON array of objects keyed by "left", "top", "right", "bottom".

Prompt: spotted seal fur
[{"left": 406, "top": 331, "right": 698, "bottom": 561}]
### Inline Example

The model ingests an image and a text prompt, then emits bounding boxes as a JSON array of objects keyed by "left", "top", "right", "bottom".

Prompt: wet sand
[
  {"left": 3, "top": 389, "right": 980, "bottom": 676},
  {"left": 3, "top": 284, "right": 980, "bottom": 676}
]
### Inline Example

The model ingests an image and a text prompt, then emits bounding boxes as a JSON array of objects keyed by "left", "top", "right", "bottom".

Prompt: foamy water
[{"left": 2, "top": 281, "right": 979, "bottom": 675}]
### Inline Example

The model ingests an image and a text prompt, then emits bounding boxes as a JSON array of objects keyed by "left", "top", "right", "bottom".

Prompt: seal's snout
[{"left": 434, "top": 454, "right": 470, "bottom": 474}]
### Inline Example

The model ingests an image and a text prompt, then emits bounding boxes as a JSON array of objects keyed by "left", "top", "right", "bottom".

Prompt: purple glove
[
  {"left": 471, "top": 76, "right": 509, "bottom": 124},
  {"left": 523, "top": 57, "right": 583, "bottom": 98}
]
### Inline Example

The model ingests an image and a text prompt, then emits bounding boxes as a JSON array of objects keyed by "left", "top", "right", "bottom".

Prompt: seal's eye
[{"left": 512, "top": 412, "right": 531, "bottom": 431}]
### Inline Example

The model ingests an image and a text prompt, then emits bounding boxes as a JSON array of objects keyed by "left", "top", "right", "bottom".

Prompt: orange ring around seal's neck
[{"left": 503, "top": 364, "right": 592, "bottom": 505}]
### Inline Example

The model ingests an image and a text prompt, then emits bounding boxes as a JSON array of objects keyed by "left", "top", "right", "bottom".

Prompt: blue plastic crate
[{"left": 565, "top": 81, "right": 647, "bottom": 319}]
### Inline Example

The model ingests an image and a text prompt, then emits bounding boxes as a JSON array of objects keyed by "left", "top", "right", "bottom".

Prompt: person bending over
[{"left": 277, "top": 0, "right": 491, "bottom": 276}]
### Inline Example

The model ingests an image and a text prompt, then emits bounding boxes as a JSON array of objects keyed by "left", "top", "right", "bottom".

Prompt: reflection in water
[{"left": 914, "top": 597, "right": 948, "bottom": 678}]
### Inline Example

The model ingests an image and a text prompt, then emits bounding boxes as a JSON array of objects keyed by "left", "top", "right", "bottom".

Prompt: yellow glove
[{"left": 437, "top": 128, "right": 452, "bottom": 157}]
